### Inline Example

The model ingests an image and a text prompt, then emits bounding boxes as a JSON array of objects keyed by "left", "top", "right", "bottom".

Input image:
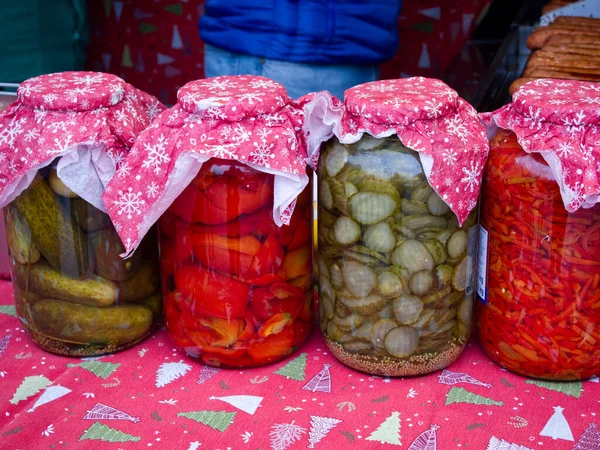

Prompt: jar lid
[
  {"left": 484, "top": 79, "right": 600, "bottom": 212},
  {"left": 0, "top": 71, "right": 164, "bottom": 212},
  {"left": 177, "top": 76, "right": 289, "bottom": 119},
  {"left": 18, "top": 72, "right": 127, "bottom": 112},
  {"left": 303, "top": 77, "right": 489, "bottom": 225},
  {"left": 103, "top": 75, "right": 311, "bottom": 257}
]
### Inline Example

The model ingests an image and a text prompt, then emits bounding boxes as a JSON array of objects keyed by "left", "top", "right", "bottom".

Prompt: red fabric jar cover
[
  {"left": 0, "top": 71, "right": 164, "bottom": 211},
  {"left": 483, "top": 79, "right": 600, "bottom": 212},
  {"left": 103, "top": 75, "right": 318, "bottom": 256},
  {"left": 303, "top": 77, "right": 489, "bottom": 224}
]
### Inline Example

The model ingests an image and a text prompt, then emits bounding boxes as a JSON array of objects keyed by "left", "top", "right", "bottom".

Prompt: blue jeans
[{"left": 204, "top": 44, "right": 378, "bottom": 100}]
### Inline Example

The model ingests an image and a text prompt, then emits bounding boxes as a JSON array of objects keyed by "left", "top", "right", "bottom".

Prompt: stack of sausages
[{"left": 509, "top": 15, "right": 600, "bottom": 95}]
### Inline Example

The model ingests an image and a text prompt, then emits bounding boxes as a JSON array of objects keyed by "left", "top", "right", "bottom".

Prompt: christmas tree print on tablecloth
[
  {"left": 28, "top": 385, "right": 71, "bottom": 412},
  {"left": 525, "top": 379, "right": 582, "bottom": 398},
  {"left": 209, "top": 395, "right": 263, "bottom": 415},
  {"left": 408, "top": 424, "right": 439, "bottom": 450},
  {"left": 486, "top": 436, "right": 533, "bottom": 450},
  {"left": 540, "top": 406, "right": 574, "bottom": 441},
  {"left": 10, "top": 375, "right": 51, "bottom": 405},
  {"left": 445, "top": 387, "right": 503, "bottom": 406},
  {"left": 573, "top": 422, "right": 600, "bottom": 449},
  {"left": 0, "top": 305, "right": 16, "bottom": 317},
  {"left": 366, "top": 411, "right": 402, "bottom": 445},
  {"left": 177, "top": 411, "right": 236, "bottom": 432},
  {"left": 79, "top": 422, "right": 140, "bottom": 443},
  {"left": 156, "top": 360, "right": 192, "bottom": 387},
  {"left": 438, "top": 370, "right": 491, "bottom": 388},
  {"left": 269, "top": 421, "right": 306, "bottom": 450},
  {"left": 84, "top": 403, "right": 140, "bottom": 423},
  {"left": 274, "top": 353, "right": 307, "bottom": 381},
  {"left": 66, "top": 361, "right": 120, "bottom": 380},
  {"left": 589, "top": 376, "right": 599, "bottom": 383},
  {"left": 0, "top": 334, "right": 11, "bottom": 358},
  {"left": 307, "top": 415, "right": 341, "bottom": 448},
  {"left": 197, "top": 365, "right": 221, "bottom": 384},
  {"left": 302, "top": 364, "right": 332, "bottom": 393}
]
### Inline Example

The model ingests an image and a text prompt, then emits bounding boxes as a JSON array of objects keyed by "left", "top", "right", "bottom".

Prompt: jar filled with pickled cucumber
[
  {"left": 0, "top": 72, "right": 165, "bottom": 356},
  {"left": 478, "top": 80, "right": 600, "bottom": 380},
  {"left": 313, "top": 78, "right": 489, "bottom": 376},
  {"left": 103, "top": 76, "right": 315, "bottom": 368}
]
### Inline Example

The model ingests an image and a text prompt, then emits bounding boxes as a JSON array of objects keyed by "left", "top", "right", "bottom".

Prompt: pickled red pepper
[
  {"left": 160, "top": 160, "right": 312, "bottom": 368},
  {"left": 477, "top": 130, "right": 600, "bottom": 380}
]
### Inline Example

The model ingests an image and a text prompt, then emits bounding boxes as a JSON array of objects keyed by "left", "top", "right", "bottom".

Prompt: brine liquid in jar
[{"left": 159, "top": 159, "right": 313, "bottom": 368}]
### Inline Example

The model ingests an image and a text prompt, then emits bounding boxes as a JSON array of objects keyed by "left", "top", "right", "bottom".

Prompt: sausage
[
  {"left": 526, "top": 28, "right": 600, "bottom": 50},
  {"left": 523, "top": 66, "right": 600, "bottom": 81},
  {"left": 508, "top": 78, "right": 538, "bottom": 96}
]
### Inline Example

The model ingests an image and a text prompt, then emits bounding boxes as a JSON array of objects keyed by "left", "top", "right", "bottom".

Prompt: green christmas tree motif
[
  {"left": 0, "top": 305, "right": 16, "bottom": 317},
  {"left": 274, "top": 353, "right": 307, "bottom": 381},
  {"left": 79, "top": 422, "right": 140, "bottom": 443},
  {"left": 10, "top": 375, "right": 51, "bottom": 405},
  {"left": 445, "top": 387, "right": 503, "bottom": 406},
  {"left": 164, "top": 3, "right": 183, "bottom": 15},
  {"left": 102, "top": 0, "right": 111, "bottom": 17},
  {"left": 122, "top": 45, "right": 133, "bottom": 68},
  {"left": 365, "top": 411, "right": 402, "bottom": 445},
  {"left": 66, "top": 361, "right": 120, "bottom": 380},
  {"left": 139, "top": 22, "right": 158, "bottom": 34},
  {"left": 177, "top": 411, "right": 236, "bottom": 432},
  {"left": 525, "top": 379, "right": 582, "bottom": 398}
]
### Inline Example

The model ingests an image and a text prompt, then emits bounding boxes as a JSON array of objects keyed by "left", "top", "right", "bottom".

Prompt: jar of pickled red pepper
[
  {"left": 311, "top": 78, "right": 489, "bottom": 376},
  {"left": 103, "top": 76, "right": 315, "bottom": 368},
  {"left": 0, "top": 72, "right": 165, "bottom": 356},
  {"left": 478, "top": 79, "right": 600, "bottom": 380}
]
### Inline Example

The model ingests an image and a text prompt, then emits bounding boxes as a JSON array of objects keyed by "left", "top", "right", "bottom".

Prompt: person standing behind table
[{"left": 199, "top": 0, "right": 403, "bottom": 99}]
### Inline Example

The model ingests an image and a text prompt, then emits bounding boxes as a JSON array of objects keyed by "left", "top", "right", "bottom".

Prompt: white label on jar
[
  {"left": 476, "top": 224, "right": 489, "bottom": 304},
  {"left": 465, "top": 225, "right": 478, "bottom": 297}
]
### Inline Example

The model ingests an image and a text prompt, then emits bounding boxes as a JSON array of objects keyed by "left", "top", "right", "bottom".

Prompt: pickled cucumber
[
  {"left": 14, "top": 175, "right": 92, "bottom": 278},
  {"left": 117, "top": 259, "right": 160, "bottom": 302},
  {"left": 13, "top": 261, "right": 117, "bottom": 307},
  {"left": 31, "top": 299, "right": 153, "bottom": 344},
  {"left": 5, "top": 205, "right": 40, "bottom": 264},
  {"left": 90, "top": 228, "right": 142, "bottom": 281},
  {"left": 49, "top": 170, "right": 78, "bottom": 198},
  {"left": 69, "top": 197, "right": 111, "bottom": 232}
]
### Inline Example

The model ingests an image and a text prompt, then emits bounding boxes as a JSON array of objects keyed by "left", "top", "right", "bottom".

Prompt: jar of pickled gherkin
[
  {"left": 478, "top": 79, "right": 600, "bottom": 380},
  {"left": 0, "top": 72, "right": 165, "bottom": 356},
  {"left": 103, "top": 76, "right": 315, "bottom": 368},
  {"left": 311, "top": 78, "right": 489, "bottom": 376}
]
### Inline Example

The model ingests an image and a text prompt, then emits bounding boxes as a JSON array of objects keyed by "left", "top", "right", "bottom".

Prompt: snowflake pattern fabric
[
  {"left": 483, "top": 79, "right": 600, "bottom": 212},
  {"left": 0, "top": 71, "right": 164, "bottom": 210},
  {"left": 103, "top": 75, "right": 322, "bottom": 256},
  {"left": 304, "top": 77, "right": 489, "bottom": 224}
]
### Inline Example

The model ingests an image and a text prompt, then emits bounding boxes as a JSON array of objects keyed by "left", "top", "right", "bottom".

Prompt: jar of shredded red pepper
[
  {"left": 478, "top": 79, "right": 600, "bottom": 380},
  {"left": 306, "top": 78, "right": 489, "bottom": 376},
  {"left": 103, "top": 76, "right": 315, "bottom": 368}
]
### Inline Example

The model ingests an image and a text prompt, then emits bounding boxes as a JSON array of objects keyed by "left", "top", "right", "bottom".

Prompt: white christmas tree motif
[
  {"left": 424, "top": 99, "right": 444, "bottom": 118},
  {"left": 302, "top": 364, "right": 332, "bottom": 393},
  {"left": 188, "top": 442, "right": 201, "bottom": 450},
  {"left": 461, "top": 160, "right": 482, "bottom": 193},
  {"left": 588, "top": 376, "right": 599, "bottom": 383},
  {"left": 307, "top": 416, "right": 342, "bottom": 448},
  {"left": 250, "top": 140, "right": 275, "bottom": 167},
  {"left": 540, "top": 406, "right": 574, "bottom": 441},
  {"left": 0, "top": 334, "right": 11, "bottom": 358},
  {"left": 0, "top": 117, "right": 26, "bottom": 149},
  {"left": 73, "top": 73, "right": 105, "bottom": 87},
  {"left": 407, "top": 424, "right": 439, "bottom": 450},
  {"left": 155, "top": 360, "right": 192, "bottom": 388},
  {"left": 28, "top": 385, "right": 71, "bottom": 412},
  {"left": 142, "top": 135, "right": 170, "bottom": 174},
  {"left": 573, "top": 422, "right": 600, "bottom": 449},
  {"left": 366, "top": 411, "right": 402, "bottom": 445},
  {"left": 114, "top": 188, "right": 145, "bottom": 220},
  {"left": 269, "top": 421, "right": 306, "bottom": 450},
  {"left": 486, "top": 436, "right": 533, "bottom": 450},
  {"left": 198, "top": 365, "right": 221, "bottom": 384},
  {"left": 209, "top": 395, "right": 263, "bottom": 415},
  {"left": 83, "top": 403, "right": 140, "bottom": 423},
  {"left": 438, "top": 370, "right": 492, "bottom": 388}
]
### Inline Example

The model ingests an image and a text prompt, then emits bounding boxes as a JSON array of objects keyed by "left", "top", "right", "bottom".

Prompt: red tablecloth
[{"left": 0, "top": 281, "right": 598, "bottom": 449}]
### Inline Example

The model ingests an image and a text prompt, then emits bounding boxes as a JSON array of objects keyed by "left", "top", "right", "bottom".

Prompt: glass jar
[
  {"left": 160, "top": 159, "right": 313, "bottom": 368},
  {"left": 318, "top": 135, "right": 477, "bottom": 376},
  {"left": 6, "top": 171, "right": 162, "bottom": 356},
  {"left": 477, "top": 129, "right": 600, "bottom": 380}
]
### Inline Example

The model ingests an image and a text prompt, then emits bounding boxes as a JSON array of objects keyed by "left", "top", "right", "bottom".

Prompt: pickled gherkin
[{"left": 318, "top": 135, "right": 476, "bottom": 376}]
